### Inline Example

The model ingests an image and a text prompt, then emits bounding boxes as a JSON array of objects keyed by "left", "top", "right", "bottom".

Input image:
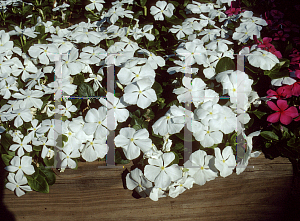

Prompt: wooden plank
[{"left": 1, "top": 155, "right": 299, "bottom": 221}]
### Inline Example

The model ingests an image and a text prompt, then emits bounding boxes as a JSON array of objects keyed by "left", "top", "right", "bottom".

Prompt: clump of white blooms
[{"left": 1, "top": 0, "right": 278, "bottom": 200}]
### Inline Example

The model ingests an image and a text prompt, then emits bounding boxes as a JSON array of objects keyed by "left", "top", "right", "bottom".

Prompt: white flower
[
  {"left": 149, "top": 187, "right": 167, "bottom": 201},
  {"left": 240, "top": 11, "right": 268, "bottom": 27},
  {"left": 123, "top": 78, "right": 157, "bottom": 109},
  {"left": 85, "top": 0, "right": 105, "bottom": 12},
  {"left": 28, "top": 44, "right": 59, "bottom": 65},
  {"left": 56, "top": 100, "right": 77, "bottom": 118},
  {"left": 5, "top": 173, "right": 32, "bottom": 197},
  {"left": 214, "top": 146, "right": 236, "bottom": 177},
  {"left": 150, "top": 1, "right": 175, "bottom": 21},
  {"left": 106, "top": 6, "right": 133, "bottom": 24},
  {"left": 186, "top": 1, "right": 211, "bottom": 14},
  {"left": 205, "top": 39, "right": 233, "bottom": 53},
  {"left": 271, "top": 77, "right": 296, "bottom": 87},
  {"left": 80, "top": 46, "right": 107, "bottom": 65},
  {"left": 209, "top": 106, "right": 236, "bottom": 134},
  {"left": 10, "top": 108, "right": 33, "bottom": 128},
  {"left": 232, "top": 23, "right": 262, "bottom": 43},
  {"left": 162, "top": 133, "right": 172, "bottom": 152},
  {"left": 247, "top": 48, "right": 280, "bottom": 71},
  {"left": 9, "top": 26, "right": 39, "bottom": 38},
  {"left": 143, "top": 144, "right": 163, "bottom": 160},
  {"left": 169, "top": 24, "right": 194, "bottom": 40},
  {"left": 81, "top": 137, "right": 108, "bottom": 162},
  {"left": 195, "top": 101, "right": 222, "bottom": 125},
  {"left": 117, "top": 64, "right": 155, "bottom": 85},
  {"left": 5, "top": 156, "right": 35, "bottom": 181},
  {"left": 192, "top": 123, "right": 223, "bottom": 148},
  {"left": 9, "top": 135, "right": 32, "bottom": 156},
  {"left": 126, "top": 168, "right": 153, "bottom": 197},
  {"left": 167, "top": 59, "right": 199, "bottom": 75},
  {"left": 144, "top": 152, "right": 182, "bottom": 189},
  {"left": 82, "top": 107, "right": 110, "bottom": 139},
  {"left": 84, "top": 73, "right": 103, "bottom": 91},
  {"left": 137, "top": 49, "right": 165, "bottom": 70},
  {"left": 236, "top": 131, "right": 261, "bottom": 175},
  {"left": 173, "top": 76, "right": 206, "bottom": 104},
  {"left": 58, "top": 142, "right": 80, "bottom": 169},
  {"left": 168, "top": 173, "right": 195, "bottom": 198},
  {"left": 152, "top": 105, "right": 185, "bottom": 136},
  {"left": 184, "top": 150, "right": 217, "bottom": 185},
  {"left": 99, "top": 92, "right": 129, "bottom": 126},
  {"left": 12, "top": 88, "right": 44, "bottom": 110},
  {"left": 114, "top": 127, "right": 152, "bottom": 160}
]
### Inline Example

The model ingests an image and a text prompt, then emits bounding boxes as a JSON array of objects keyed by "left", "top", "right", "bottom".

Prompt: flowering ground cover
[{"left": 0, "top": 0, "right": 299, "bottom": 201}]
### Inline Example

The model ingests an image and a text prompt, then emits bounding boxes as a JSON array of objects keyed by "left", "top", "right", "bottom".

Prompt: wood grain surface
[{"left": 1, "top": 154, "right": 300, "bottom": 221}]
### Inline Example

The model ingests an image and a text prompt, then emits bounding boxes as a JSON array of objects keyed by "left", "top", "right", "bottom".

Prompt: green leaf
[
  {"left": 161, "top": 26, "right": 168, "bottom": 32},
  {"left": 170, "top": 152, "right": 179, "bottom": 165},
  {"left": 1, "top": 133, "right": 14, "bottom": 151},
  {"left": 215, "top": 57, "right": 235, "bottom": 74},
  {"left": 175, "top": 132, "right": 195, "bottom": 142},
  {"left": 152, "top": 81, "right": 163, "bottom": 95},
  {"left": 173, "top": 142, "right": 184, "bottom": 151},
  {"left": 132, "top": 125, "right": 142, "bottom": 130},
  {"left": 73, "top": 74, "right": 85, "bottom": 85},
  {"left": 264, "top": 69, "right": 290, "bottom": 79},
  {"left": 250, "top": 109, "right": 267, "bottom": 119},
  {"left": 170, "top": 1, "right": 180, "bottom": 7},
  {"left": 265, "top": 143, "right": 272, "bottom": 148},
  {"left": 33, "top": 146, "right": 42, "bottom": 151},
  {"left": 26, "top": 174, "right": 49, "bottom": 193},
  {"left": 39, "top": 165, "right": 56, "bottom": 185},
  {"left": 140, "top": 0, "right": 147, "bottom": 7},
  {"left": 43, "top": 157, "right": 54, "bottom": 167},
  {"left": 1, "top": 154, "right": 14, "bottom": 166},
  {"left": 260, "top": 131, "right": 279, "bottom": 141},
  {"left": 78, "top": 82, "right": 95, "bottom": 97},
  {"left": 115, "top": 150, "right": 130, "bottom": 164}
]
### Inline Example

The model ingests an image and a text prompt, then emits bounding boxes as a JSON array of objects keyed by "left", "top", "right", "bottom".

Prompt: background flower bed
[{"left": 0, "top": 0, "right": 299, "bottom": 203}]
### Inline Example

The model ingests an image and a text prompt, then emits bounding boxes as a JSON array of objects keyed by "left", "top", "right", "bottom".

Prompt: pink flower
[
  {"left": 282, "top": 21, "right": 300, "bottom": 33},
  {"left": 293, "top": 37, "right": 300, "bottom": 45},
  {"left": 264, "top": 12, "right": 273, "bottom": 26},
  {"left": 295, "top": 70, "right": 300, "bottom": 79},
  {"left": 292, "top": 81, "right": 300, "bottom": 96},
  {"left": 295, "top": 107, "right": 300, "bottom": 121},
  {"left": 256, "top": 37, "right": 282, "bottom": 58},
  {"left": 270, "top": 10, "right": 284, "bottom": 20},
  {"left": 267, "top": 100, "right": 299, "bottom": 125},
  {"left": 225, "top": 7, "right": 241, "bottom": 16},
  {"left": 273, "top": 31, "right": 289, "bottom": 41}
]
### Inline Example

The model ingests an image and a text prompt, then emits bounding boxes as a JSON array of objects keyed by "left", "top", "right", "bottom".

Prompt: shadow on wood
[{"left": 2, "top": 155, "right": 300, "bottom": 221}]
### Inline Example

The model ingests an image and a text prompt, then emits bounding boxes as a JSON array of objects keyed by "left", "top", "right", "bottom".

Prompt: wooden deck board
[{"left": 1, "top": 155, "right": 300, "bottom": 221}]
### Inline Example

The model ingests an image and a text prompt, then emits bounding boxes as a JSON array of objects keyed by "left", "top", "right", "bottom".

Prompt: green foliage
[
  {"left": 78, "top": 82, "right": 95, "bottom": 97},
  {"left": 26, "top": 174, "right": 49, "bottom": 193},
  {"left": 260, "top": 131, "right": 279, "bottom": 141},
  {"left": 1, "top": 154, "right": 14, "bottom": 166},
  {"left": 39, "top": 165, "right": 56, "bottom": 186},
  {"left": 115, "top": 149, "right": 130, "bottom": 164},
  {"left": 249, "top": 109, "right": 267, "bottom": 119},
  {"left": 215, "top": 57, "right": 235, "bottom": 74}
]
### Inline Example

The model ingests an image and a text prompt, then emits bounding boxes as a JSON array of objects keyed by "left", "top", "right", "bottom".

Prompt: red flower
[
  {"left": 267, "top": 100, "right": 299, "bottom": 125},
  {"left": 295, "top": 70, "right": 300, "bottom": 79},
  {"left": 273, "top": 31, "right": 289, "bottom": 41},
  {"left": 282, "top": 21, "right": 300, "bottom": 33},
  {"left": 270, "top": 10, "right": 284, "bottom": 20},
  {"left": 295, "top": 107, "right": 300, "bottom": 121},
  {"left": 292, "top": 81, "right": 300, "bottom": 96},
  {"left": 267, "top": 85, "right": 293, "bottom": 99}
]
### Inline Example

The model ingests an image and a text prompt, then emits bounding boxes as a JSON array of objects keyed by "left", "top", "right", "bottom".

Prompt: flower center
[
  {"left": 161, "top": 166, "right": 165, "bottom": 170},
  {"left": 138, "top": 90, "right": 142, "bottom": 94},
  {"left": 200, "top": 166, "right": 204, "bottom": 170},
  {"left": 90, "top": 142, "right": 94, "bottom": 145},
  {"left": 130, "top": 138, "right": 134, "bottom": 142},
  {"left": 98, "top": 121, "right": 102, "bottom": 124},
  {"left": 222, "top": 159, "right": 226, "bottom": 163}
]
